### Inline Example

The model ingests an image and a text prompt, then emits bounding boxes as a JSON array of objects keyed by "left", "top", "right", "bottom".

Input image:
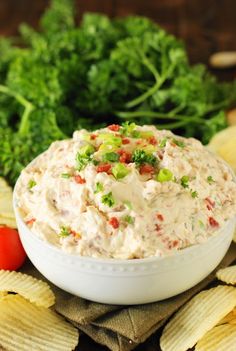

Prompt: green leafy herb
[
  {"left": 124, "top": 215, "right": 134, "bottom": 224},
  {"left": 59, "top": 226, "right": 71, "bottom": 237},
  {"left": 94, "top": 182, "right": 104, "bottom": 194},
  {"left": 101, "top": 192, "right": 115, "bottom": 207},
  {"left": 207, "top": 176, "right": 215, "bottom": 184},
  {"left": 159, "top": 138, "right": 167, "bottom": 148},
  {"left": 180, "top": 175, "right": 189, "bottom": 188},
  {"left": 172, "top": 139, "right": 185, "bottom": 148},
  {"left": 155, "top": 168, "right": 173, "bottom": 182},
  {"left": 61, "top": 173, "right": 71, "bottom": 179},
  {"left": 102, "top": 152, "right": 119, "bottom": 163},
  {"left": 190, "top": 190, "right": 198, "bottom": 198},
  {"left": 112, "top": 163, "right": 130, "bottom": 179},
  {"left": 28, "top": 179, "right": 36, "bottom": 189},
  {"left": 132, "top": 149, "right": 157, "bottom": 166}
]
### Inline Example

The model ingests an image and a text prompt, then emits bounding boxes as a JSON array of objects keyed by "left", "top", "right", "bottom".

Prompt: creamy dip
[{"left": 15, "top": 123, "right": 236, "bottom": 259}]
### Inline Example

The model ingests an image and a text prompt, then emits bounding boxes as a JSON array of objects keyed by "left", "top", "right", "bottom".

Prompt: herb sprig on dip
[{"left": 0, "top": 0, "right": 235, "bottom": 185}]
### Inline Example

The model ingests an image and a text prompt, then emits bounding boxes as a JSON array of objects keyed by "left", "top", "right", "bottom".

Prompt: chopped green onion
[
  {"left": 159, "top": 138, "right": 167, "bottom": 148},
  {"left": 124, "top": 215, "right": 134, "bottom": 224},
  {"left": 79, "top": 144, "right": 95, "bottom": 156},
  {"left": 180, "top": 175, "right": 189, "bottom": 188},
  {"left": 172, "top": 139, "right": 185, "bottom": 148},
  {"left": 59, "top": 226, "right": 70, "bottom": 237},
  {"left": 112, "top": 163, "right": 130, "bottom": 179},
  {"left": 61, "top": 173, "right": 71, "bottom": 179},
  {"left": 155, "top": 168, "right": 173, "bottom": 182},
  {"left": 102, "top": 152, "right": 119, "bottom": 163},
  {"left": 132, "top": 149, "right": 157, "bottom": 166},
  {"left": 191, "top": 190, "right": 198, "bottom": 198},
  {"left": 207, "top": 176, "right": 215, "bottom": 184},
  {"left": 98, "top": 133, "right": 122, "bottom": 147},
  {"left": 94, "top": 182, "right": 104, "bottom": 194},
  {"left": 134, "top": 130, "right": 154, "bottom": 139},
  {"left": 137, "top": 144, "right": 156, "bottom": 154},
  {"left": 101, "top": 192, "right": 115, "bottom": 207},
  {"left": 76, "top": 153, "right": 90, "bottom": 171},
  {"left": 28, "top": 179, "right": 36, "bottom": 189}
]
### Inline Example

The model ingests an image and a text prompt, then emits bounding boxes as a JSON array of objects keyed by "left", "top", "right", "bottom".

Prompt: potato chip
[
  {"left": 217, "top": 308, "right": 236, "bottom": 325},
  {"left": 0, "top": 294, "right": 79, "bottom": 351},
  {"left": 195, "top": 324, "right": 236, "bottom": 351},
  {"left": 0, "top": 270, "right": 55, "bottom": 308},
  {"left": 216, "top": 265, "right": 236, "bottom": 285},
  {"left": 208, "top": 126, "right": 236, "bottom": 173},
  {"left": 160, "top": 286, "right": 236, "bottom": 351}
]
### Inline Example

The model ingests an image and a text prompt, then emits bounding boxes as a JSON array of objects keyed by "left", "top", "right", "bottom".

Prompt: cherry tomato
[{"left": 0, "top": 227, "right": 27, "bottom": 270}]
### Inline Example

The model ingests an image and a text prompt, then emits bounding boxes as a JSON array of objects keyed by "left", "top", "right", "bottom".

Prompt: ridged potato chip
[
  {"left": 208, "top": 125, "right": 236, "bottom": 172},
  {"left": 160, "top": 286, "right": 236, "bottom": 351},
  {"left": 0, "top": 294, "right": 79, "bottom": 351},
  {"left": 217, "top": 308, "right": 236, "bottom": 325},
  {"left": 216, "top": 265, "right": 236, "bottom": 285},
  {"left": 195, "top": 324, "right": 236, "bottom": 351},
  {"left": 0, "top": 270, "right": 55, "bottom": 308}
]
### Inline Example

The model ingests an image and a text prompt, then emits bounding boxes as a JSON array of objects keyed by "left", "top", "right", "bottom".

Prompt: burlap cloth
[{"left": 21, "top": 243, "right": 236, "bottom": 351}]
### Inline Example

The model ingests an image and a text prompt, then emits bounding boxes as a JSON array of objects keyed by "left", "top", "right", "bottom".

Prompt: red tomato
[{"left": 0, "top": 227, "right": 27, "bottom": 270}]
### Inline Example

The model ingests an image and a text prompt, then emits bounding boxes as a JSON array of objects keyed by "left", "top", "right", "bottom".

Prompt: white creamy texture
[{"left": 15, "top": 125, "right": 236, "bottom": 259}]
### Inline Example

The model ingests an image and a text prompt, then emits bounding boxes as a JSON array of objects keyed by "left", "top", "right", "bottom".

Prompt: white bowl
[{"left": 13, "top": 198, "right": 235, "bottom": 304}]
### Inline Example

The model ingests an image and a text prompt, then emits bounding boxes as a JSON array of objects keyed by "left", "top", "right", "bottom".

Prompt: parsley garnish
[
  {"left": 159, "top": 138, "right": 167, "bottom": 148},
  {"left": 207, "top": 176, "right": 215, "bottom": 184},
  {"left": 190, "top": 190, "right": 198, "bottom": 198},
  {"left": 61, "top": 173, "right": 71, "bottom": 179},
  {"left": 124, "top": 215, "right": 134, "bottom": 224},
  {"left": 28, "top": 179, "right": 36, "bottom": 189},
  {"left": 76, "top": 153, "right": 91, "bottom": 171},
  {"left": 94, "top": 182, "right": 104, "bottom": 194},
  {"left": 59, "top": 226, "right": 70, "bottom": 237},
  {"left": 132, "top": 149, "right": 157, "bottom": 166},
  {"left": 101, "top": 192, "right": 115, "bottom": 207},
  {"left": 180, "top": 175, "right": 189, "bottom": 188},
  {"left": 172, "top": 139, "right": 185, "bottom": 148}
]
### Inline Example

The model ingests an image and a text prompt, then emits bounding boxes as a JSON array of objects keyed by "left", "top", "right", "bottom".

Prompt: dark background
[{"left": 0, "top": 0, "right": 236, "bottom": 68}]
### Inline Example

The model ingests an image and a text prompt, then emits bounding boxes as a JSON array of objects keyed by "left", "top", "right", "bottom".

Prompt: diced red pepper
[
  {"left": 117, "top": 149, "right": 132, "bottom": 163},
  {"left": 90, "top": 134, "right": 97, "bottom": 140},
  {"left": 108, "top": 124, "right": 120, "bottom": 132},
  {"left": 96, "top": 163, "right": 112, "bottom": 173},
  {"left": 139, "top": 164, "right": 155, "bottom": 175},
  {"left": 70, "top": 230, "right": 81, "bottom": 239},
  {"left": 156, "top": 213, "right": 164, "bottom": 221},
  {"left": 122, "top": 138, "right": 130, "bottom": 145},
  {"left": 74, "top": 175, "right": 86, "bottom": 184},
  {"left": 148, "top": 136, "right": 157, "bottom": 145},
  {"left": 109, "top": 217, "right": 119, "bottom": 229},
  {"left": 26, "top": 218, "right": 36, "bottom": 226},
  {"left": 209, "top": 217, "right": 219, "bottom": 228}
]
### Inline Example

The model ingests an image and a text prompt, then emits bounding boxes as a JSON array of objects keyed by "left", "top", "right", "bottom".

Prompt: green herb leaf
[
  {"left": 61, "top": 173, "right": 71, "bottom": 179},
  {"left": 124, "top": 215, "right": 134, "bottom": 224},
  {"left": 28, "top": 179, "right": 36, "bottom": 189},
  {"left": 101, "top": 192, "right": 115, "bottom": 207},
  {"left": 207, "top": 176, "right": 215, "bottom": 184},
  {"left": 94, "top": 182, "right": 104, "bottom": 194},
  {"left": 132, "top": 149, "right": 157, "bottom": 166},
  {"left": 180, "top": 175, "right": 189, "bottom": 188},
  {"left": 59, "top": 226, "right": 70, "bottom": 237},
  {"left": 172, "top": 139, "right": 185, "bottom": 148},
  {"left": 159, "top": 138, "right": 167, "bottom": 148},
  {"left": 190, "top": 190, "right": 198, "bottom": 198}
]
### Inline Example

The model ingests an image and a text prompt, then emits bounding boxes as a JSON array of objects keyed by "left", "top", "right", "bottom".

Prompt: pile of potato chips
[
  {"left": 0, "top": 270, "right": 79, "bottom": 351},
  {"left": 0, "top": 178, "right": 16, "bottom": 228},
  {"left": 161, "top": 265, "right": 236, "bottom": 351}
]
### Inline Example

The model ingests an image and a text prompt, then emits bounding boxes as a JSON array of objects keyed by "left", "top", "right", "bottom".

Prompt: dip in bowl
[{"left": 13, "top": 123, "right": 236, "bottom": 304}]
